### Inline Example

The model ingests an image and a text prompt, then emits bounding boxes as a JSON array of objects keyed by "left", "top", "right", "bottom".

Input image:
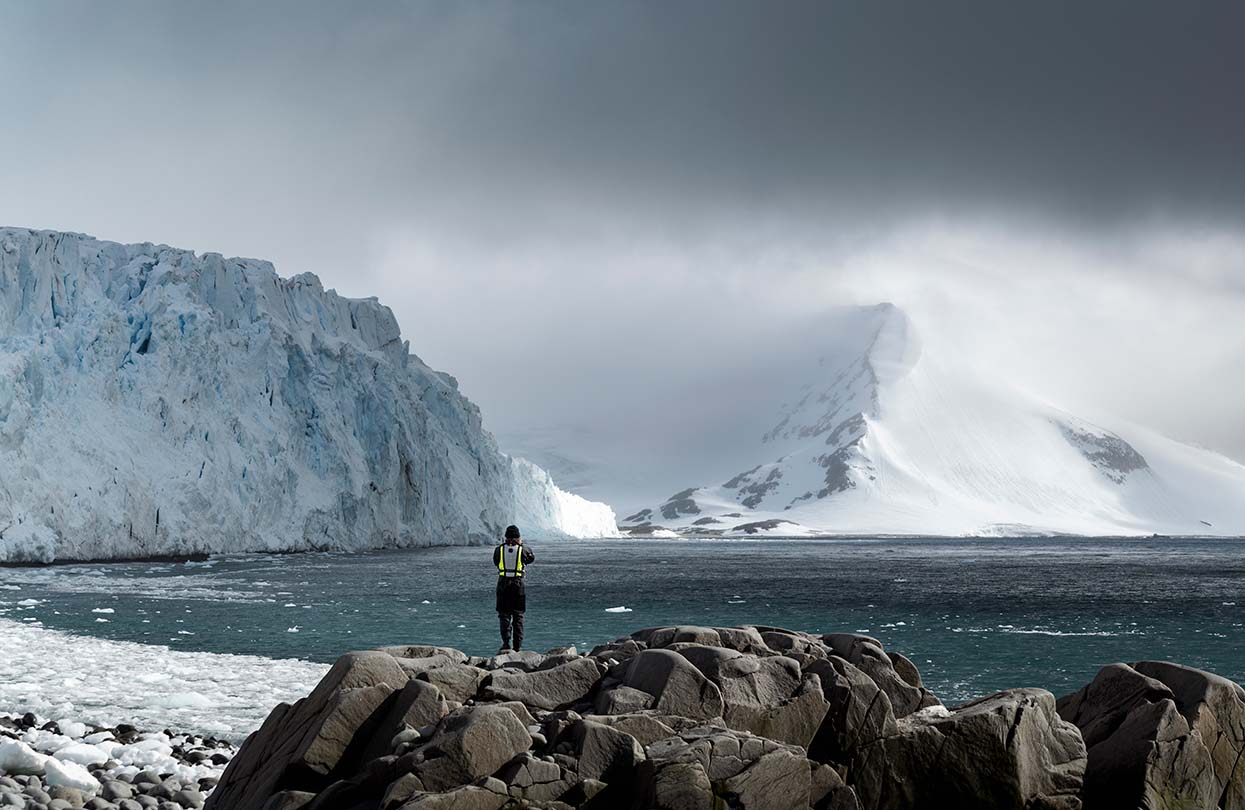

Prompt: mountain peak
[
  {"left": 866, "top": 303, "right": 922, "bottom": 386},
  {"left": 622, "top": 302, "right": 1245, "bottom": 537}
]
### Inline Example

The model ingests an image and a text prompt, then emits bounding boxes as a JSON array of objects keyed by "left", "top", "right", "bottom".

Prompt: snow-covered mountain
[
  {"left": 622, "top": 303, "right": 1245, "bottom": 537},
  {"left": 0, "top": 228, "right": 616, "bottom": 562}
]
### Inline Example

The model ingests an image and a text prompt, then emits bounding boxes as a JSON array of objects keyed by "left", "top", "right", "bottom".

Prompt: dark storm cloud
[
  {"left": 2, "top": 1, "right": 1244, "bottom": 480},
  {"left": 390, "top": 0, "right": 1245, "bottom": 227},
  {"left": 8, "top": 0, "right": 1243, "bottom": 232}
]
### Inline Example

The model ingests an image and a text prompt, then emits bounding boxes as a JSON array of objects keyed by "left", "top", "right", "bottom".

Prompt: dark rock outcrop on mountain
[{"left": 205, "top": 627, "right": 1243, "bottom": 810}]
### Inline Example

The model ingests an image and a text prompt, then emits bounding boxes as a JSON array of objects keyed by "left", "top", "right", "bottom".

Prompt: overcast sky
[{"left": 3, "top": 1, "right": 1243, "bottom": 483}]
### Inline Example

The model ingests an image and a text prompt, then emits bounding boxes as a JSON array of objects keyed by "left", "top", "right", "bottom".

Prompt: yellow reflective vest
[{"left": 498, "top": 543, "right": 525, "bottom": 578}]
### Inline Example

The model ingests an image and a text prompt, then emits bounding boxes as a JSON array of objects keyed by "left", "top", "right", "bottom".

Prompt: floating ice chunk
[
  {"left": 0, "top": 738, "right": 48, "bottom": 774},
  {"left": 421, "top": 599, "right": 431, "bottom": 604},
  {"left": 53, "top": 742, "right": 109, "bottom": 766},
  {"left": 44, "top": 756, "right": 101, "bottom": 792},
  {"left": 159, "top": 692, "right": 213, "bottom": 710},
  {"left": 95, "top": 618, "right": 110, "bottom": 623},
  {"left": 128, "top": 738, "right": 173, "bottom": 755},
  {"left": 56, "top": 719, "right": 88, "bottom": 738},
  {"left": 604, "top": 606, "right": 633, "bottom": 613},
  {"left": 287, "top": 626, "right": 300, "bottom": 633},
  {"left": 91, "top": 608, "right": 115, "bottom": 614},
  {"left": 17, "top": 598, "right": 41, "bottom": 606},
  {"left": 135, "top": 672, "right": 170, "bottom": 684}
]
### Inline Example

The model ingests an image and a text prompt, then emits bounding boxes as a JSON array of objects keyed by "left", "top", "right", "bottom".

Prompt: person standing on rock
[{"left": 493, "top": 524, "right": 535, "bottom": 653}]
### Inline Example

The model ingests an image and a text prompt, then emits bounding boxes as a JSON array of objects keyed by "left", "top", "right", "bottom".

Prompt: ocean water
[{"left": 1, "top": 538, "right": 1242, "bottom": 713}]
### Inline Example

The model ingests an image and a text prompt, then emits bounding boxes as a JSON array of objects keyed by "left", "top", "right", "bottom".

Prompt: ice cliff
[{"left": 0, "top": 228, "right": 617, "bottom": 562}]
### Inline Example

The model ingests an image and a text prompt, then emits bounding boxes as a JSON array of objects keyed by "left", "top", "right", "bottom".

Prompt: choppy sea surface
[{"left": 1, "top": 538, "right": 1241, "bottom": 736}]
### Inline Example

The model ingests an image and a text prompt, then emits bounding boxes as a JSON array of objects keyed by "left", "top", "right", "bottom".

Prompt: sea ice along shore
[
  {"left": 0, "top": 616, "right": 328, "bottom": 741},
  {"left": 0, "top": 227, "right": 616, "bottom": 563},
  {"left": 0, "top": 711, "right": 236, "bottom": 810}
]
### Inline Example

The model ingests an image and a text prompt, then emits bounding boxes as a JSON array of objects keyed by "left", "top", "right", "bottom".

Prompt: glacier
[
  {"left": 0, "top": 227, "right": 616, "bottom": 562},
  {"left": 621, "top": 303, "right": 1245, "bottom": 537}
]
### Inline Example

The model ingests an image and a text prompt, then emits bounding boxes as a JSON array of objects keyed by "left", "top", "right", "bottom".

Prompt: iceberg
[{"left": 0, "top": 228, "right": 617, "bottom": 562}]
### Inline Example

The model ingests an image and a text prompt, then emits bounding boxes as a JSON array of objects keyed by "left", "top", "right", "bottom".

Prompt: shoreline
[
  {"left": 0, "top": 710, "right": 236, "bottom": 808},
  {"left": 3, "top": 533, "right": 1243, "bottom": 568}
]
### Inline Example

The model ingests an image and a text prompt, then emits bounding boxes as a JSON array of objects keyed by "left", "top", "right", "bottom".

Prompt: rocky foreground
[{"left": 191, "top": 626, "right": 1242, "bottom": 809}]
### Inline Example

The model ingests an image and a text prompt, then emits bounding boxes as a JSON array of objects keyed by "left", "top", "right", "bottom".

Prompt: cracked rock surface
[{"left": 192, "top": 626, "right": 1242, "bottom": 810}]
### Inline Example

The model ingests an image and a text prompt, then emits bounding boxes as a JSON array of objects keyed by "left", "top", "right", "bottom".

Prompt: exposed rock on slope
[
  {"left": 0, "top": 228, "right": 616, "bottom": 561},
  {"left": 202, "top": 625, "right": 1245, "bottom": 810}
]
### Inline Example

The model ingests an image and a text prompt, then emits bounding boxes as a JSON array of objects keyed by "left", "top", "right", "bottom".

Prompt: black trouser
[
  {"left": 496, "top": 577, "right": 527, "bottom": 650},
  {"left": 498, "top": 610, "right": 525, "bottom": 651}
]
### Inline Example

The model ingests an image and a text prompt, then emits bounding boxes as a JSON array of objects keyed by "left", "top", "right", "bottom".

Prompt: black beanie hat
[{"left": 505, "top": 524, "right": 521, "bottom": 539}]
